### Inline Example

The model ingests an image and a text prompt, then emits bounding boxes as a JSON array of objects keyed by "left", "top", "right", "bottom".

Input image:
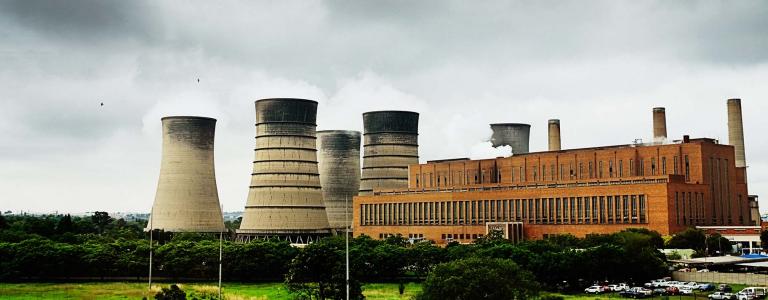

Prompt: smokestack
[
  {"left": 490, "top": 123, "right": 530, "bottom": 155},
  {"left": 317, "top": 130, "right": 361, "bottom": 232},
  {"left": 238, "top": 98, "right": 331, "bottom": 243},
  {"left": 148, "top": 116, "right": 225, "bottom": 232},
  {"left": 359, "top": 111, "right": 419, "bottom": 195},
  {"left": 653, "top": 107, "right": 667, "bottom": 143},
  {"left": 548, "top": 119, "right": 561, "bottom": 151},
  {"left": 728, "top": 98, "right": 746, "bottom": 168}
]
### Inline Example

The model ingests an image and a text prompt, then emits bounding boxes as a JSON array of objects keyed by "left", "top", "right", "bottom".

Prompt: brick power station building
[{"left": 353, "top": 99, "right": 759, "bottom": 245}]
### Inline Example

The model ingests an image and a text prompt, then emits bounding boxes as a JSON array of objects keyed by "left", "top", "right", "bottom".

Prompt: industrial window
[
  {"left": 662, "top": 157, "right": 667, "bottom": 175},
  {"left": 639, "top": 195, "right": 646, "bottom": 223},
  {"left": 588, "top": 161, "right": 593, "bottom": 178},
  {"left": 551, "top": 165, "right": 556, "bottom": 181},
  {"left": 533, "top": 167, "right": 538, "bottom": 181},
  {"left": 570, "top": 162, "right": 574, "bottom": 179},
  {"left": 560, "top": 164, "right": 564, "bottom": 180},
  {"left": 556, "top": 198, "right": 562, "bottom": 224},
  {"left": 549, "top": 198, "right": 554, "bottom": 224},
  {"left": 577, "top": 197, "right": 583, "bottom": 223},
  {"left": 607, "top": 196, "right": 613, "bottom": 223},
  {"left": 416, "top": 177, "right": 419, "bottom": 187},
  {"left": 629, "top": 159, "right": 634, "bottom": 176},
  {"left": 471, "top": 201, "right": 476, "bottom": 224},
  {"left": 685, "top": 155, "right": 690, "bottom": 181},
  {"left": 619, "top": 160, "right": 623, "bottom": 177},
  {"left": 584, "top": 197, "right": 591, "bottom": 224},
  {"left": 541, "top": 165, "right": 546, "bottom": 180},
  {"left": 579, "top": 163, "right": 584, "bottom": 179},
  {"left": 631, "top": 195, "right": 638, "bottom": 223},
  {"left": 673, "top": 156, "right": 679, "bottom": 174},
  {"left": 675, "top": 192, "right": 679, "bottom": 225},
  {"left": 528, "top": 199, "right": 534, "bottom": 223},
  {"left": 591, "top": 197, "right": 598, "bottom": 223},
  {"left": 570, "top": 197, "right": 576, "bottom": 223},
  {"left": 535, "top": 199, "right": 541, "bottom": 224},
  {"left": 520, "top": 166, "right": 525, "bottom": 182},
  {"left": 599, "top": 161, "right": 604, "bottom": 178},
  {"left": 651, "top": 158, "right": 656, "bottom": 175},
  {"left": 622, "top": 196, "right": 629, "bottom": 223},
  {"left": 609, "top": 160, "right": 614, "bottom": 178},
  {"left": 599, "top": 196, "right": 605, "bottom": 224},
  {"left": 639, "top": 159, "right": 645, "bottom": 176},
  {"left": 614, "top": 196, "right": 621, "bottom": 222},
  {"left": 688, "top": 192, "right": 694, "bottom": 225}
]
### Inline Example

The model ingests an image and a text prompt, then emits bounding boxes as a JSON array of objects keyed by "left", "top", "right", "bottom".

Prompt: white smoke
[{"left": 469, "top": 142, "right": 512, "bottom": 159}]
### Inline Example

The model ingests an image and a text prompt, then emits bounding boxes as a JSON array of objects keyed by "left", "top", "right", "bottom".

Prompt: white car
[
  {"left": 614, "top": 283, "right": 629, "bottom": 291},
  {"left": 736, "top": 291, "right": 755, "bottom": 300},
  {"left": 679, "top": 286, "right": 695, "bottom": 295},
  {"left": 585, "top": 286, "right": 604, "bottom": 294}
]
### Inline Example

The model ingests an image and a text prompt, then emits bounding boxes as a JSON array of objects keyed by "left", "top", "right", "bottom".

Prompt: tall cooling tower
[
  {"left": 317, "top": 130, "right": 361, "bottom": 232},
  {"left": 148, "top": 116, "right": 225, "bottom": 232},
  {"left": 490, "top": 123, "right": 530, "bottom": 155},
  {"left": 359, "top": 111, "right": 419, "bottom": 195},
  {"left": 237, "top": 98, "right": 331, "bottom": 243}
]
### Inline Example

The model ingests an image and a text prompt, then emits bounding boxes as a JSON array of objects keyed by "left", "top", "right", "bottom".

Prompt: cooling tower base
[{"left": 235, "top": 230, "right": 331, "bottom": 244}]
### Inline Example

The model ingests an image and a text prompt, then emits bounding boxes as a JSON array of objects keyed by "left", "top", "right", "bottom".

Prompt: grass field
[
  {"left": 0, "top": 282, "right": 422, "bottom": 300},
  {"left": 0, "top": 282, "right": 750, "bottom": 299}
]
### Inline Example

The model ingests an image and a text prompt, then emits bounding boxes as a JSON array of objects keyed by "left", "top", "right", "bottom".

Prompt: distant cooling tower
[
  {"left": 727, "top": 99, "right": 747, "bottom": 168},
  {"left": 317, "top": 130, "right": 361, "bottom": 232},
  {"left": 548, "top": 119, "right": 561, "bottom": 151},
  {"left": 237, "top": 98, "right": 331, "bottom": 243},
  {"left": 490, "top": 123, "right": 530, "bottom": 155},
  {"left": 359, "top": 111, "right": 419, "bottom": 195},
  {"left": 653, "top": 107, "right": 667, "bottom": 143},
  {"left": 148, "top": 116, "right": 225, "bottom": 232}
]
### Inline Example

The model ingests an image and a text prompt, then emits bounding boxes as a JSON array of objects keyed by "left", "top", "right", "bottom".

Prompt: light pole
[
  {"left": 346, "top": 196, "right": 350, "bottom": 300},
  {"left": 148, "top": 207, "right": 153, "bottom": 293}
]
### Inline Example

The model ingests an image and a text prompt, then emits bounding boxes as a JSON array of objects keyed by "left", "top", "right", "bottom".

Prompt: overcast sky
[{"left": 1, "top": 1, "right": 767, "bottom": 214}]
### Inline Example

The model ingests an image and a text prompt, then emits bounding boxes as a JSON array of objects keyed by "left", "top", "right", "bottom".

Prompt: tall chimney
[
  {"left": 548, "top": 119, "right": 561, "bottom": 151},
  {"left": 728, "top": 98, "right": 746, "bottom": 168},
  {"left": 652, "top": 107, "right": 667, "bottom": 143}
]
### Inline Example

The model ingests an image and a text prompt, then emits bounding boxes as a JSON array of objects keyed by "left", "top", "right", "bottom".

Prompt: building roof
[{"left": 671, "top": 254, "right": 768, "bottom": 266}]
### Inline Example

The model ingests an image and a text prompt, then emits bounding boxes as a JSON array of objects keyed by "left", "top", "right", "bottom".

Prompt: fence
[{"left": 673, "top": 271, "right": 768, "bottom": 286}]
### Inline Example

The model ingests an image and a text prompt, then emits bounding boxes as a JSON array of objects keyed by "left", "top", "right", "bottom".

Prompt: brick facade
[{"left": 353, "top": 138, "right": 751, "bottom": 244}]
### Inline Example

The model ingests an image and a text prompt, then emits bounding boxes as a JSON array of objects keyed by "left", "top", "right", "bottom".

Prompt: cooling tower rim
[
  {"left": 727, "top": 98, "right": 742, "bottom": 103},
  {"left": 144, "top": 227, "right": 226, "bottom": 233},
  {"left": 161, "top": 116, "right": 217, "bottom": 121},
  {"left": 548, "top": 119, "right": 560, "bottom": 124},
  {"left": 255, "top": 98, "right": 318, "bottom": 104},
  {"left": 653, "top": 107, "right": 666, "bottom": 112},
  {"left": 363, "top": 131, "right": 419, "bottom": 135},
  {"left": 490, "top": 123, "right": 531, "bottom": 127},
  {"left": 362, "top": 110, "right": 419, "bottom": 116},
  {"left": 317, "top": 130, "right": 362, "bottom": 135}
]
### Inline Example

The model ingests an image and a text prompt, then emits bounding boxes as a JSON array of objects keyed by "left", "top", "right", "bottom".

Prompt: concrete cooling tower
[
  {"left": 490, "top": 123, "right": 530, "bottom": 155},
  {"left": 148, "top": 116, "right": 225, "bottom": 232},
  {"left": 359, "top": 111, "right": 419, "bottom": 195},
  {"left": 237, "top": 98, "right": 331, "bottom": 243},
  {"left": 317, "top": 130, "right": 361, "bottom": 233}
]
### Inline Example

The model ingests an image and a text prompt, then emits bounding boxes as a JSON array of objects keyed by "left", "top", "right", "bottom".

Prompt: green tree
[
  {"left": 285, "top": 237, "right": 363, "bottom": 300},
  {"left": 56, "top": 214, "right": 74, "bottom": 234},
  {"left": 418, "top": 257, "right": 539, "bottom": 300},
  {"left": 666, "top": 227, "right": 706, "bottom": 251},
  {"left": 91, "top": 211, "right": 113, "bottom": 234},
  {"left": 0, "top": 214, "right": 7, "bottom": 230},
  {"left": 155, "top": 284, "right": 186, "bottom": 300}
]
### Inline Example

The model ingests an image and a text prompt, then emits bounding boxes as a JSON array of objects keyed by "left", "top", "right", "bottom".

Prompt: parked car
[
  {"left": 737, "top": 291, "right": 756, "bottom": 300},
  {"left": 666, "top": 286, "right": 680, "bottom": 295},
  {"left": 679, "top": 286, "right": 695, "bottom": 295},
  {"left": 615, "top": 283, "right": 630, "bottom": 291},
  {"left": 652, "top": 288, "right": 668, "bottom": 295},
  {"left": 709, "top": 292, "right": 737, "bottom": 300},
  {"left": 585, "top": 285, "right": 604, "bottom": 294},
  {"left": 650, "top": 279, "right": 668, "bottom": 287},
  {"left": 699, "top": 283, "right": 717, "bottom": 291},
  {"left": 720, "top": 284, "right": 734, "bottom": 292},
  {"left": 740, "top": 287, "right": 767, "bottom": 299},
  {"left": 620, "top": 287, "right": 650, "bottom": 298}
]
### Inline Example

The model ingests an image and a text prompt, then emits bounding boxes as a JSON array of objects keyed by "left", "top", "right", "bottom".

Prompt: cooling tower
[
  {"left": 237, "top": 98, "right": 331, "bottom": 243},
  {"left": 548, "top": 119, "right": 561, "bottom": 151},
  {"left": 317, "top": 130, "right": 361, "bottom": 232},
  {"left": 490, "top": 123, "right": 530, "bottom": 155},
  {"left": 727, "top": 99, "right": 746, "bottom": 168},
  {"left": 148, "top": 116, "right": 225, "bottom": 232},
  {"left": 653, "top": 107, "right": 667, "bottom": 143},
  {"left": 359, "top": 111, "right": 419, "bottom": 195}
]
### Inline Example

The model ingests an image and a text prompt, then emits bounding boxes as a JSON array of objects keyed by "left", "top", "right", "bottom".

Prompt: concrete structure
[
  {"left": 238, "top": 98, "right": 331, "bottom": 243},
  {"left": 148, "top": 116, "right": 225, "bottom": 232},
  {"left": 698, "top": 226, "right": 762, "bottom": 254},
  {"left": 355, "top": 138, "right": 751, "bottom": 244},
  {"left": 548, "top": 119, "right": 561, "bottom": 151},
  {"left": 359, "top": 111, "right": 419, "bottom": 195},
  {"left": 674, "top": 271, "right": 768, "bottom": 286},
  {"left": 490, "top": 123, "right": 530, "bottom": 155},
  {"left": 317, "top": 130, "right": 361, "bottom": 233},
  {"left": 750, "top": 195, "right": 760, "bottom": 226},
  {"left": 727, "top": 98, "right": 747, "bottom": 168},
  {"left": 653, "top": 107, "right": 667, "bottom": 143}
]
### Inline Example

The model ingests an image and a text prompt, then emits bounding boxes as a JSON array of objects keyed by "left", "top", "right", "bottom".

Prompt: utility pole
[
  {"left": 346, "top": 196, "right": 350, "bottom": 300},
  {"left": 148, "top": 207, "right": 153, "bottom": 293}
]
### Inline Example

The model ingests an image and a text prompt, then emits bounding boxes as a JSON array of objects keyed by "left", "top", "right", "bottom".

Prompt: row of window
[
  {"left": 360, "top": 195, "right": 648, "bottom": 226},
  {"left": 416, "top": 156, "right": 691, "bottom": 187}
]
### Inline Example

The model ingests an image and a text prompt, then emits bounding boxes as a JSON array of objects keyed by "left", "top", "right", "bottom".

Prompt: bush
[{"left": 417, "top": 257, "right": 539, "bottom": 300}]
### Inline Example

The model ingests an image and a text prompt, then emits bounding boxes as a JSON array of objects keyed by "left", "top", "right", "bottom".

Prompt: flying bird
[
  {"left": 100, "top": 102, "right": 104, "bottom": 106},
  {"left": 197, "top": 78, "right": 200, "bottom": 83}
]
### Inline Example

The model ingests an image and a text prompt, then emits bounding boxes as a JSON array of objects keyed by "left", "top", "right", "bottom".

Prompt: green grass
[{"left": 0, "top": 282, "right": 420, "bottom": 300}]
